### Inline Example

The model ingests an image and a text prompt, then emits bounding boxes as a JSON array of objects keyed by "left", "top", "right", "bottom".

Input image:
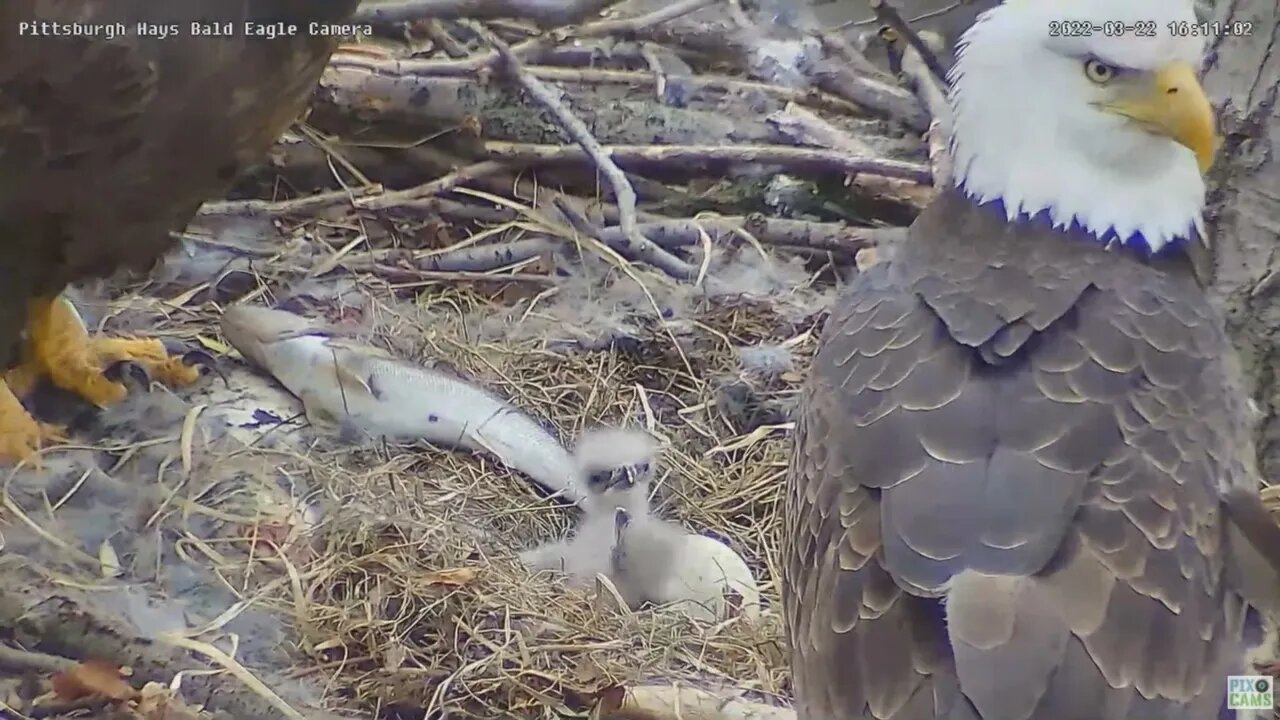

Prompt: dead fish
[{"left": 219, "top": 305, "right": 586, "bottom": 505}]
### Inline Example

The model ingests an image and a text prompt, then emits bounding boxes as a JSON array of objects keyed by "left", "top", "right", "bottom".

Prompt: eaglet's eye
[{"left": 1083, "top": 58, "right": 1116, "bottom": 84}]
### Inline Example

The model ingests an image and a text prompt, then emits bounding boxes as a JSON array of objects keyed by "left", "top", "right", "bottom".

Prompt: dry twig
[
  {"left": 352, "top": 0, "right": 618, "bottom": 26},
  {"left": 421, "top": 19, "right": 471, "bottom": 58},
  {"left": 566, "top": 0, "right": 721, "bottom": 39},
  {"left": 597, "top": 215, "right": 903, "bottom": 256},
  {"left": 470, "top": 22, "right": 698, "bottom": 280},
  {"left": 766, "top": 103, "right": 935, "bottom": 209},
  {"left": 483, "top": 141, "right": 932, "bottom": 184},
  {"left": 901, "top": 32, "right": 954, "bottom": 187},
  {"left": 356, "top": 161, "right": 511, "bottom": 211},
  {"left": 816, "top": 30, "right": 889, "bottom": 81},
  {"left": 867, "top": 0, "right": 950, "bottom": 85},
  {"left": 198, "top": 185, "right": 383, "bottom": 218}
]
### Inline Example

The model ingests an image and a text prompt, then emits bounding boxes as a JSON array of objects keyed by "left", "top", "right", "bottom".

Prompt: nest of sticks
[
  {"left": 0, "top": 0, "right": 965, "bottom": 718},
  {"left": 243, "top": 288, "right": 804, "bottom": 719}
]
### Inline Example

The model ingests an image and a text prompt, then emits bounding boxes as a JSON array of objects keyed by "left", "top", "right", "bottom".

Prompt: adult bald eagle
[
  {"left": 781, "top": 0, "right": 1278, "bottom": 718},
  {"left": 0, "top": 0, "right": 359, "bottom": 461}
]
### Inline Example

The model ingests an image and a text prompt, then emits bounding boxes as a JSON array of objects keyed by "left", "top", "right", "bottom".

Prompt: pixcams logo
[{"left": 1227, "top": 675, "right": 1274, "bottom": 710}]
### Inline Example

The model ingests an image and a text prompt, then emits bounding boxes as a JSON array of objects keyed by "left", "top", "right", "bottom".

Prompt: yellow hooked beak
[{"left": 1099, "top": 61, "right": 1217, "bottom": 173}]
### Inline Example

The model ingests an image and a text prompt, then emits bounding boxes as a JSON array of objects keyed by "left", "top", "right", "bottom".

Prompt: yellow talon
[
  {"left": 3, "top": 362, "right": 40, "bottom": 400},
  {"left": 89, "top": 336, "right": 201, "bottom": 388},
  {"left": 0, "top": 379, "right": 64, "bottom": 465},
  {"left": 0, "top": 295, "right": 201, "bottom": 464},
  {"left": 27, "top": 295, "right": 126, "bottom": 407},
  {"left": 24, "top": 295, "right": 200, "bottom": 409}
]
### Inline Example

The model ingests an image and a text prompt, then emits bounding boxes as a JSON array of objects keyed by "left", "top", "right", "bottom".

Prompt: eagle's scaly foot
[
  {"left": 90, "top": 337, "right": 202, "bottom": 389},
  {"left": 0, "top": 378, "right": 65, "bottom": 463},
  {"left": 25, "top": 296, "right": 199, "bottom": 408}
]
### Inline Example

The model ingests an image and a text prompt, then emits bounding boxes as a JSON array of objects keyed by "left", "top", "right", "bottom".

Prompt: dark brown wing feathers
[
  {"left": 0, "top": 0, "right": 359, "bottom": 364},
  {"left": 782, "top": 188, "right": 1261, "bottom": 719}
]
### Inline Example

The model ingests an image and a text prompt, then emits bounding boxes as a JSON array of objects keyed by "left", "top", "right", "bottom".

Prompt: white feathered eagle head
[{"left": 948, "top": 0, "right": 1216, "bottom": 253}]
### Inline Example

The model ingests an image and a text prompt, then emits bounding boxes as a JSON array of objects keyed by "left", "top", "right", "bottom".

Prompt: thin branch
[
  {"left": 867, "top": 0, "right": 950, "bottom": 86},
  {"left": 766, "top": 103, "right": 936, "bottom": 208},
  {"left": 356, "top": 161, "right": 511, "bottom": 210},
  {"left": 767, "top": 105, "right": 877, "bottom": 155},
  {"left": 421, "top": 19, "right": 471, "bottom": 58},
  {"left": 595, "top": 216, "right": 905, "bottom": 256},
  {"left": 335, "top": 37, "right": 547, "bottom": 76},
  {"left": 0, "top": 643, "right": 73, "bottom": 674},
  {"left": 836, "top": 0, "right": 970, "bottom": 29},
  {"left": 469, "top": 22, "right": 698, "bottom": 280},
  {"left": 566, "top": 0, "right": 721, "bottom": 39},
  {"left": 351, "top": 0, "right": 619, "bottom": 27},
  {"left": 805, "top": 63, "right": 930, "bottom": 130},
  {"left": 359, "top": 264, "right": 558, "bottom": 287},
  {"left": 640, "top": 42, "right": 671, "bottom": 101},
  {"left": 383, "top": 196, "right": 520, "bottom": 224},
  {"left": 198, "top": 185, "right": 383, "bottom": 218},
  {"left": 414, "top": 238, "right": 561, "bottom": 272},
  {"left": 901, "top": 33, "right": 951, "bottom": 125},
  {"left": 483, "top": 141, "right": 933, "bottom": 184},
  {"left": 816, "top": 30, "right": 891, "bottom": 81},
  {"left": 901, "top": 33, "right": 953, "bottom": 187}
]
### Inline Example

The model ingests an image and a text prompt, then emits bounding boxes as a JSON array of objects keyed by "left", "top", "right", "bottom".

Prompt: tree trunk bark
[{"left": 1202, "top": 0, "right": 1280, "bottom": 479}]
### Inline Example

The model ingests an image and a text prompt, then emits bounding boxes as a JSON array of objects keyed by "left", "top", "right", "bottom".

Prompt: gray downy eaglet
[{"left": 522, "top": 428, "right": 760, "bottom": 621}]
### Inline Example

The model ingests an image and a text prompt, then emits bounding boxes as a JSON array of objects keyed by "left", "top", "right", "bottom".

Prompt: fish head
[{"left": 220, "top": 305, "right": 330, "bottom": 366}]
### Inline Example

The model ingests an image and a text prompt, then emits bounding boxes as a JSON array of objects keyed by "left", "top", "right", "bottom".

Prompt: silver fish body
[{"left": 220, "top": 306, "right": 585, "bottom": 505}]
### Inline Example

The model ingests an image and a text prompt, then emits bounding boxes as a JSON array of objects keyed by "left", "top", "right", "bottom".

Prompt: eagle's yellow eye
[{"left": 1084, "top": 58, "right": 1116, "bottom": 84}]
